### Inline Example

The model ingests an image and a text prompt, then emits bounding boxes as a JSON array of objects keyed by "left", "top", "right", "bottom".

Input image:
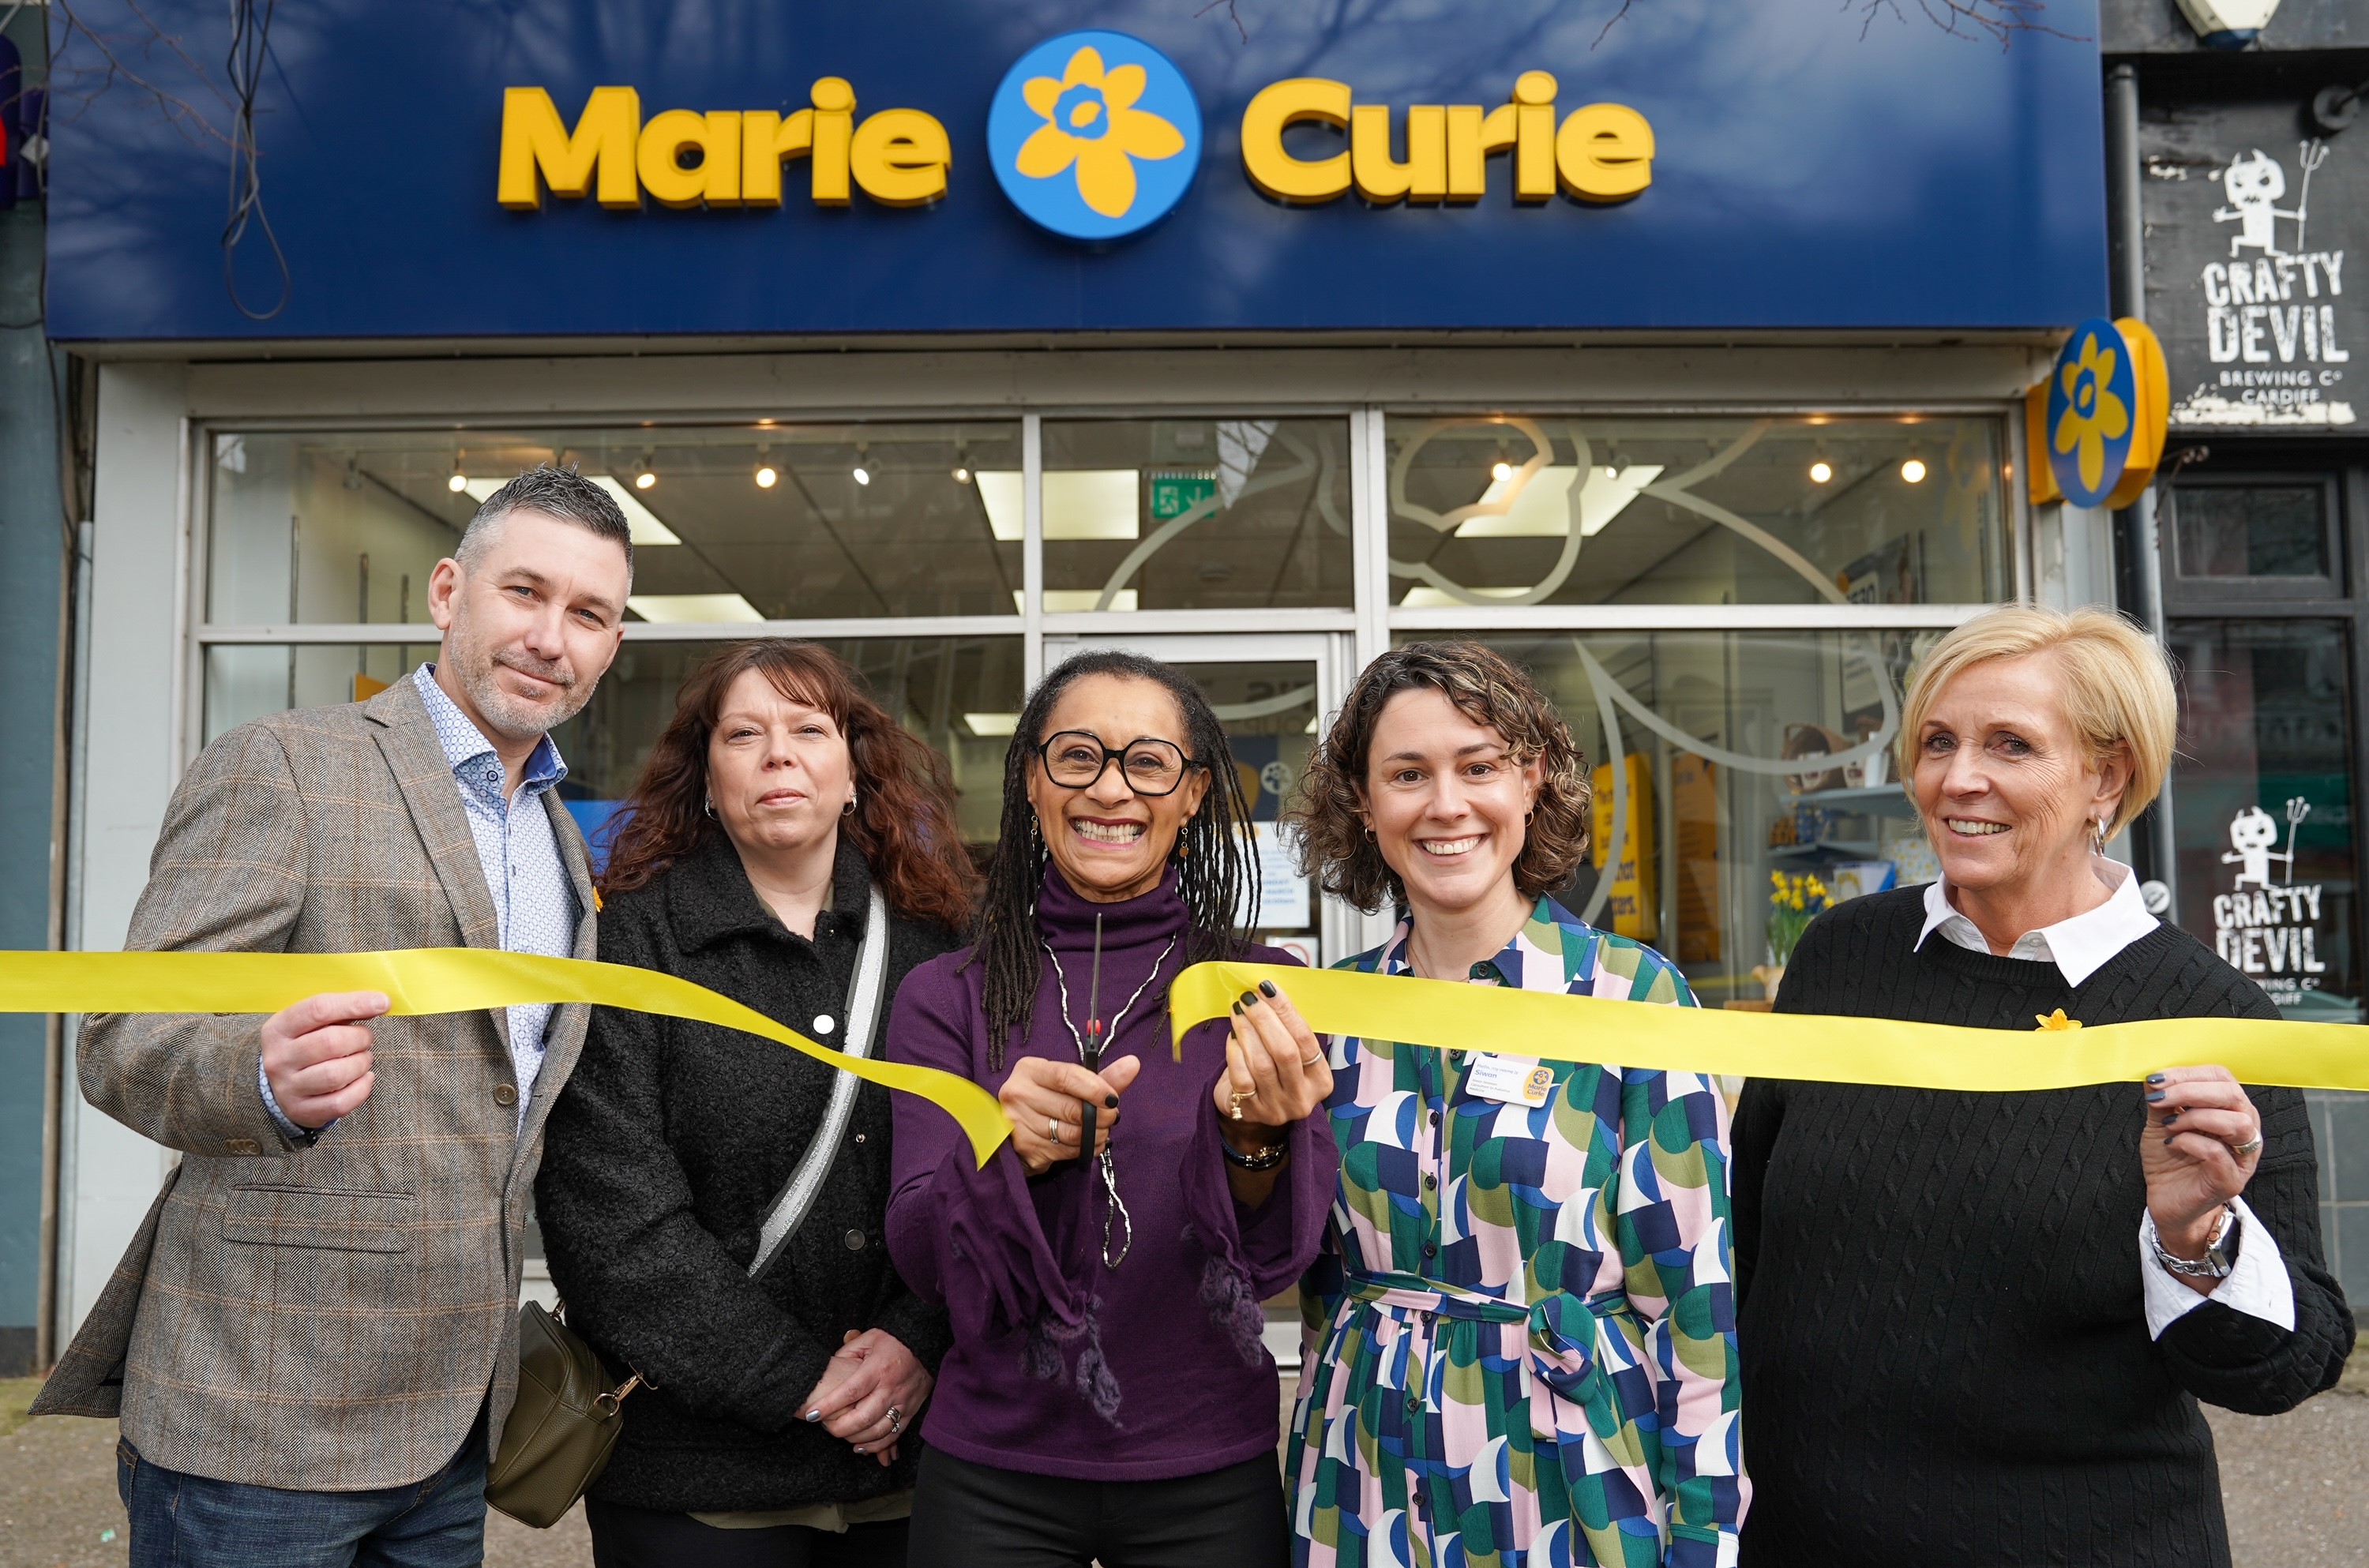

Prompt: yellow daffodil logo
[
  {"left": 2044, "top": 320, "right": 2138, "bottom": 506},
  {"left": 989, "top": 32, "right": 1203, "bottom": 241}
]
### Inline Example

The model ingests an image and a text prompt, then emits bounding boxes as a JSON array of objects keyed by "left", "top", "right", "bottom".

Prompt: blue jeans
[{"left": 115, "top": 1422, "right": 488, "bottom": 1568}]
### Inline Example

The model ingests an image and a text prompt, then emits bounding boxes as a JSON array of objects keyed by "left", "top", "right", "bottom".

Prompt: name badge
[{"left": 1465, "top": 1054, "right": 1554, "bottom": 1107}]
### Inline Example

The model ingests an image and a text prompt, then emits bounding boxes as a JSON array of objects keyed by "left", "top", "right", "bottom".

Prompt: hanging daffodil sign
[{"left": 2037, "top": 317, "right": 2169, "bottom": 510}]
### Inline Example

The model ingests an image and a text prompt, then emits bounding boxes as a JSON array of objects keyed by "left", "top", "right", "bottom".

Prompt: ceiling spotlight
[
  {"left": 852, "top": 465, "right": 872, "bottom": 486},
  {"left": 634, "top": 469, "right": 658, "bottom": 490},
  {"left": 1900, "top": 457, "right": 1928, "bottom": 484},
  {"left": 1809, "top": 460, "right": 1834, "bottom": 485},
  {"left": 754, "top": 465, "right": 778, "bottom": 489},
  {"left": 952, "top": 466, "right": 971, "bottom": 484},
  {"left": 1602, "top": 466, "right": 1618, "bottom": 479},
  {"left": 1490, "top": 460, "right": 1515, "bottom": 482},
  {"left": 447, "top": 471, "right": 469, "bottom": 493}
]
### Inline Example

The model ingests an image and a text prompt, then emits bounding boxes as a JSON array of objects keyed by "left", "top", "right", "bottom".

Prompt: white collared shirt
[{"left": 1913, "top": 857, "right": 2295, "bottom": 1340}]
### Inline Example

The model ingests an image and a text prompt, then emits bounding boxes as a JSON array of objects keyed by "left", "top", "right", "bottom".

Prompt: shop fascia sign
[{"left": 494, "top": 30, "right": 1652, "bottom": 238}]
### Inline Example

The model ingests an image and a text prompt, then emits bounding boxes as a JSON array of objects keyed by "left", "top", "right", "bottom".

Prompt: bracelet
[
  {"left": 1221, "top": 1133, "right": 1289, "bottom": 1172},
  {"left": 2151, "top": 1205, "right": 2240, "bottom": 1280}
]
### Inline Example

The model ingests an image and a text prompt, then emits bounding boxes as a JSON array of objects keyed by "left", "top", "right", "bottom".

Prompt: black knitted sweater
[{"left": 1733, "top": 887, "right": 2354, "bottom": 1568}]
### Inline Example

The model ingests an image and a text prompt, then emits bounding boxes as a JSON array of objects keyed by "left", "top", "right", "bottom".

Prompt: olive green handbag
[{"left": 483, "top": 1299, "right": 643, "bottom": 1529}]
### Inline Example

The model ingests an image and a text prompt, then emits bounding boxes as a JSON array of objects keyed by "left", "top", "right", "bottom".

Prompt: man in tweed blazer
[{"left": 37, "top": 467, "right": 634, "bottom": 1566}]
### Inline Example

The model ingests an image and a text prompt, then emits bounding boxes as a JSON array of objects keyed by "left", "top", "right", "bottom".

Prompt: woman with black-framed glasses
[{"left": 884, "top": 650, "right": 1340, "bottom": 1568}]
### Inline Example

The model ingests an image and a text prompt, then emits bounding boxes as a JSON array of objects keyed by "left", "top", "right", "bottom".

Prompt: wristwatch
[
  {"left": 2152, "top": 1205, "right": 2242, "bottom": 1280},
  {"left": 1221, "top": 1134, "right": 1290, "bottom": 1172}
]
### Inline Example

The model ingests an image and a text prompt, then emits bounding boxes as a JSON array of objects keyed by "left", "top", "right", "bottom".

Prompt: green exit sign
[{"left": 1149, "top": 471, "right": 1217, "bottom": 521}]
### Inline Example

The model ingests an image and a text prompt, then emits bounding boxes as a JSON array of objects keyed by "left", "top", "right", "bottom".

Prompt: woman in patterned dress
[{"left": 1283, "top": 643, "right": 1745, "bottom": 1568}]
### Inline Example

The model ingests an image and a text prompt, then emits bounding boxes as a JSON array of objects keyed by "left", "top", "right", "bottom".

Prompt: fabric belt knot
[{"left": 1341, "top": 1268, "right": 1632, "bottom": 1398}]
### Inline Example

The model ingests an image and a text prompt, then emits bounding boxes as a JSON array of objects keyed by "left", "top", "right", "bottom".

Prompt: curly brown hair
[
  {"left": 598, "top": 640, "right": 980, "bottom": 932},
  {"left": 1288, "top": 642, "right": 1592, "bottom": 913}
]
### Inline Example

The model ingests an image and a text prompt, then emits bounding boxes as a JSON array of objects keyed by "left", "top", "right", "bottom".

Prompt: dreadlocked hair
[{"left": 964, "top": 651, "right": 1257, "bottom": 1071}]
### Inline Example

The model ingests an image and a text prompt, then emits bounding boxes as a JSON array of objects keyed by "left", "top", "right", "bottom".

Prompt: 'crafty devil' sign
[
  {"left": 2143, "top": 101, "right": 2358, "bottom": 431},
  {"left": 2212, "top": 798, "right": 2335, "bottom": 1006}
]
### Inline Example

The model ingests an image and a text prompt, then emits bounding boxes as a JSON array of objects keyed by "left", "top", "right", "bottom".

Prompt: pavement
[{"left": 4, "top": 1358, "right": 2365, "bottom": 1565}]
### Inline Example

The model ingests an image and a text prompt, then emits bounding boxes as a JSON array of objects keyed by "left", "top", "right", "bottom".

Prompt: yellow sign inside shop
[{"left": 495, "top": 69, "right": 1651, "bottom": 213}]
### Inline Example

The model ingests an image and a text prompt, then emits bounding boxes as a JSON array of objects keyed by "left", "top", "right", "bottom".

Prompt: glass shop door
[{"left": 1039, "top": 632, "right": 1368, "bottom": 980}]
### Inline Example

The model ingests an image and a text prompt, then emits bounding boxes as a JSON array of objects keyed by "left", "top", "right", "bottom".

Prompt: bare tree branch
[
  {"left": 1854, "top": 0, "right": 2084, "bottom": 49},
  {"left": 1594, "top": 0, "right": 1637, "bottom": 50},
  {"left": 47, "top": 0, "right": 236, "bottom": 148},
  {"left": 1196, "top": 0, "right": 1250, "bottom": 44}
]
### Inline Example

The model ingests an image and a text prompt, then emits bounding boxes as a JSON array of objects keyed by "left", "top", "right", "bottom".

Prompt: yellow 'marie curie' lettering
[
  {"left": 498, "top": 80, "right": 950, "bottom": 212},
  {"left": 1241, "top": 71, "right": 1651, "bottom": 209},
  {"left": 498, "top": 86, "right": 642, "bottom": 209}
]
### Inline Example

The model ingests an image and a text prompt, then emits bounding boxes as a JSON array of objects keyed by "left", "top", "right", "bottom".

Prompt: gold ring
[
  {"left": 2235, "top": 1135, "right": 2263, "bottom": 1157},
  {"left": 1047, "top": 1117, "right": 1060, "bottom": 1142},
  {"left": 1300, "top": 1054, "right": 1323, "bottom": 1069}
]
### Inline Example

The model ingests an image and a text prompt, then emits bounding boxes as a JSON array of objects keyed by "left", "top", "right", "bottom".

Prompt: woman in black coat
[{"left": 537, "top": 640, "right": 980, "bottom": 1568}]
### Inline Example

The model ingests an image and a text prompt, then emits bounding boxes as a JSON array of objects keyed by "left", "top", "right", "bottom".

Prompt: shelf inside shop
[
  {"left": 1789, "top": 785, "right": 1918, "bottom": 817},
  {"left": 1768, "top": 839, "right": 1883, "bottom": 859}
]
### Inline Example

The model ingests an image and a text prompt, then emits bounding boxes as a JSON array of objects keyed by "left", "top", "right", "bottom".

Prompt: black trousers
[
  {"left": 906, "top": 1448, "right": 1290, "bottom": 1568},
  {"left": 584, "top": 1496, "right": 909, "bottom": 1568}
]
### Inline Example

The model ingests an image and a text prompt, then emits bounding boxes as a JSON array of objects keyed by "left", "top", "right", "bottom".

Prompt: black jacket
[{"left": 536, "top": 832, "right": 961, "bottom": 1514}]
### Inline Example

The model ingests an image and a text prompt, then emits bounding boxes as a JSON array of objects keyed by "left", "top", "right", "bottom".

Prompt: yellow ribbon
[
  {"left": 1169, "top": 961, "right": 2369, "bottom": 1093},
  {"left": 3, "top": 948, "right": 1009, "bottom": 1165}
]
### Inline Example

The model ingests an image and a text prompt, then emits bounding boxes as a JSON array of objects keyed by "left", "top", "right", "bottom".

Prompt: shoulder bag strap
[{"left": 748, "top": 882, "right": 892, "bottom": 1281}]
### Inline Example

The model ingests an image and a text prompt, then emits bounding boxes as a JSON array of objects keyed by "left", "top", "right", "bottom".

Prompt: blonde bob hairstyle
[{"left": 1895, "top": 605, "right": 2176, "bottom": 841}]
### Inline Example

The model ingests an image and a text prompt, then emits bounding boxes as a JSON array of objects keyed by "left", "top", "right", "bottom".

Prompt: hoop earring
[
  {"left": 2091, "top": 816, "right": 2109, "bottom": 856},
  {"left": 843, "top": 794, "right": 858, "bottom": 817},
  {"left": 704, "top": 796, "right": 716, "bottom": 819}
]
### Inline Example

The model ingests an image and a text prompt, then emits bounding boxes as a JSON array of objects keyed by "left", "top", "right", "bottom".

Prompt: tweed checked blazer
[{"left": 34, "top": 677, "right": 597, "bottom": 1491}]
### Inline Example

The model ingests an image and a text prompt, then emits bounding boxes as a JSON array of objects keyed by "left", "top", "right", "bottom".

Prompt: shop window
[
  {"left": 2165, "top": 619, "right": 2359, "bottom": 1024},
  {"left": 2168, "top": 479, "right": 2339, "bottom": 589},
  {"left": 1039, "top": 419, "right": 1353, "bottom": 613},
  {"left": 205, "top": 424, "right": 1023, "bottom": 626},
  {"left": 202, "top": 636, "right": 1026, "bottom": 854},
  {"left": 1384, "top": 415, "right": 2004, "bottom": 610},
  {"left": 1409, "top": 629, "right": 1943, "bottom": 1007}
]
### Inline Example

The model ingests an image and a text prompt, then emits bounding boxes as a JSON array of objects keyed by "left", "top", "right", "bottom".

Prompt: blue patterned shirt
[{"left": 261, "top": 666, "right": 579, "bottom": 1139}]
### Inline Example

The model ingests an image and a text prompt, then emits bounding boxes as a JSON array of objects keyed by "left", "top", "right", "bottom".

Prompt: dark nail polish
[
  {"left": 2162, "top": 1112, "right": 2180, "bottom": 1127},
  {"left": 1231, "top": 1001, "right": 1243, "bottom": 1015},
  {"left": 2144, "top": 1089, "right": 2165, "bottom": 1103},
  {"left": 806, "top": 1410, "right": 821, "bottom": 1422},
  {"left": 1105, "top": 1095, "right": 1119, "bottom": 1108},
  {"left": 2146, "top": 1073, "right": 2165, "bottom": 1086},
  {"left": 1241, "top": 991, "right": 1258, "bottom": 1008},
  {"left": 1259, "top": 980, "right": 1278, "bottom": 998}
]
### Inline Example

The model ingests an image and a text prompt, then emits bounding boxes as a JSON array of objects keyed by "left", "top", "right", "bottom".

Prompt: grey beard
[{"left": 450, "top": 640, "right": 590, "bottom": 741}]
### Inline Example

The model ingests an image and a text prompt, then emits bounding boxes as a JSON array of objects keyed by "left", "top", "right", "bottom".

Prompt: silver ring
[
  {"left": 1047, "top": 1117, "right": 1060, "bottom": 1143},
  {"left": 1300, "top": 1054, "right": 1323, "bottom": 1069},
  {"left": 887, "top": 1405, "right": 903, "bottom": 1432},
  {"left": 2235, "top": 1135, "right": 2263, "bottom": 1157}
]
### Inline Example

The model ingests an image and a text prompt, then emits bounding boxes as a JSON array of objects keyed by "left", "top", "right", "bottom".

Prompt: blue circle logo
[
  {"left": 2045, "top": 317, "right": 2138, "bottom": 508},
  {"left": 987, "top": 31, "right": 1200, "bottom": 241}
]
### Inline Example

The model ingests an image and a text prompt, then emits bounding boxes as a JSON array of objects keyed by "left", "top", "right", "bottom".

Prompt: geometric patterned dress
[{"left": 1287, "top": 898, "right": 1747, "bottom": 1568}]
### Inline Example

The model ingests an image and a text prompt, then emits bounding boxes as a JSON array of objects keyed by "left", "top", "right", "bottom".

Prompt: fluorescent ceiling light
[
  {"left": 627, "top": 593, "right": 764, "bottom": 623},
  {"left": 1023, "top": 589, "right": 1141, "bottom": 613},
  {"left": 460, "top": 475, "right": 681, "bottom": 546},
  {"left": 978, "top": 471, "right": 1141, "bottom": 541},
  {"left": 963, "top": 712, "right": 1020, "bottom": 737},
  {"left": 1454, "top": 465, "right": 1663, "bottom": 538},
  {"left": 1397, "top": 586, "right": 1537, "bottom": 608}
]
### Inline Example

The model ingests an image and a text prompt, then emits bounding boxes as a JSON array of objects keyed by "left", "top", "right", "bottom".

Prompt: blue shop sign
[{"left": 43, "top": 0, "right": 2108, "bottom": 341}]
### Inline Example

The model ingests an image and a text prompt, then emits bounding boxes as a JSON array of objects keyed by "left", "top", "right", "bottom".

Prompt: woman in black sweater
[
  {"left": 537, "top": 641, "right": 979, "bottom": 1567},
  {"left": 1733, "top": 607, "right": 2353, "bottom": 1568}
]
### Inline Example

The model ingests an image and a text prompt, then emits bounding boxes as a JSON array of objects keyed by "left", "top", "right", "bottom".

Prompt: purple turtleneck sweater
[{"left": 884, "top": 867, "right": 1337, "bottom": 1482}]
